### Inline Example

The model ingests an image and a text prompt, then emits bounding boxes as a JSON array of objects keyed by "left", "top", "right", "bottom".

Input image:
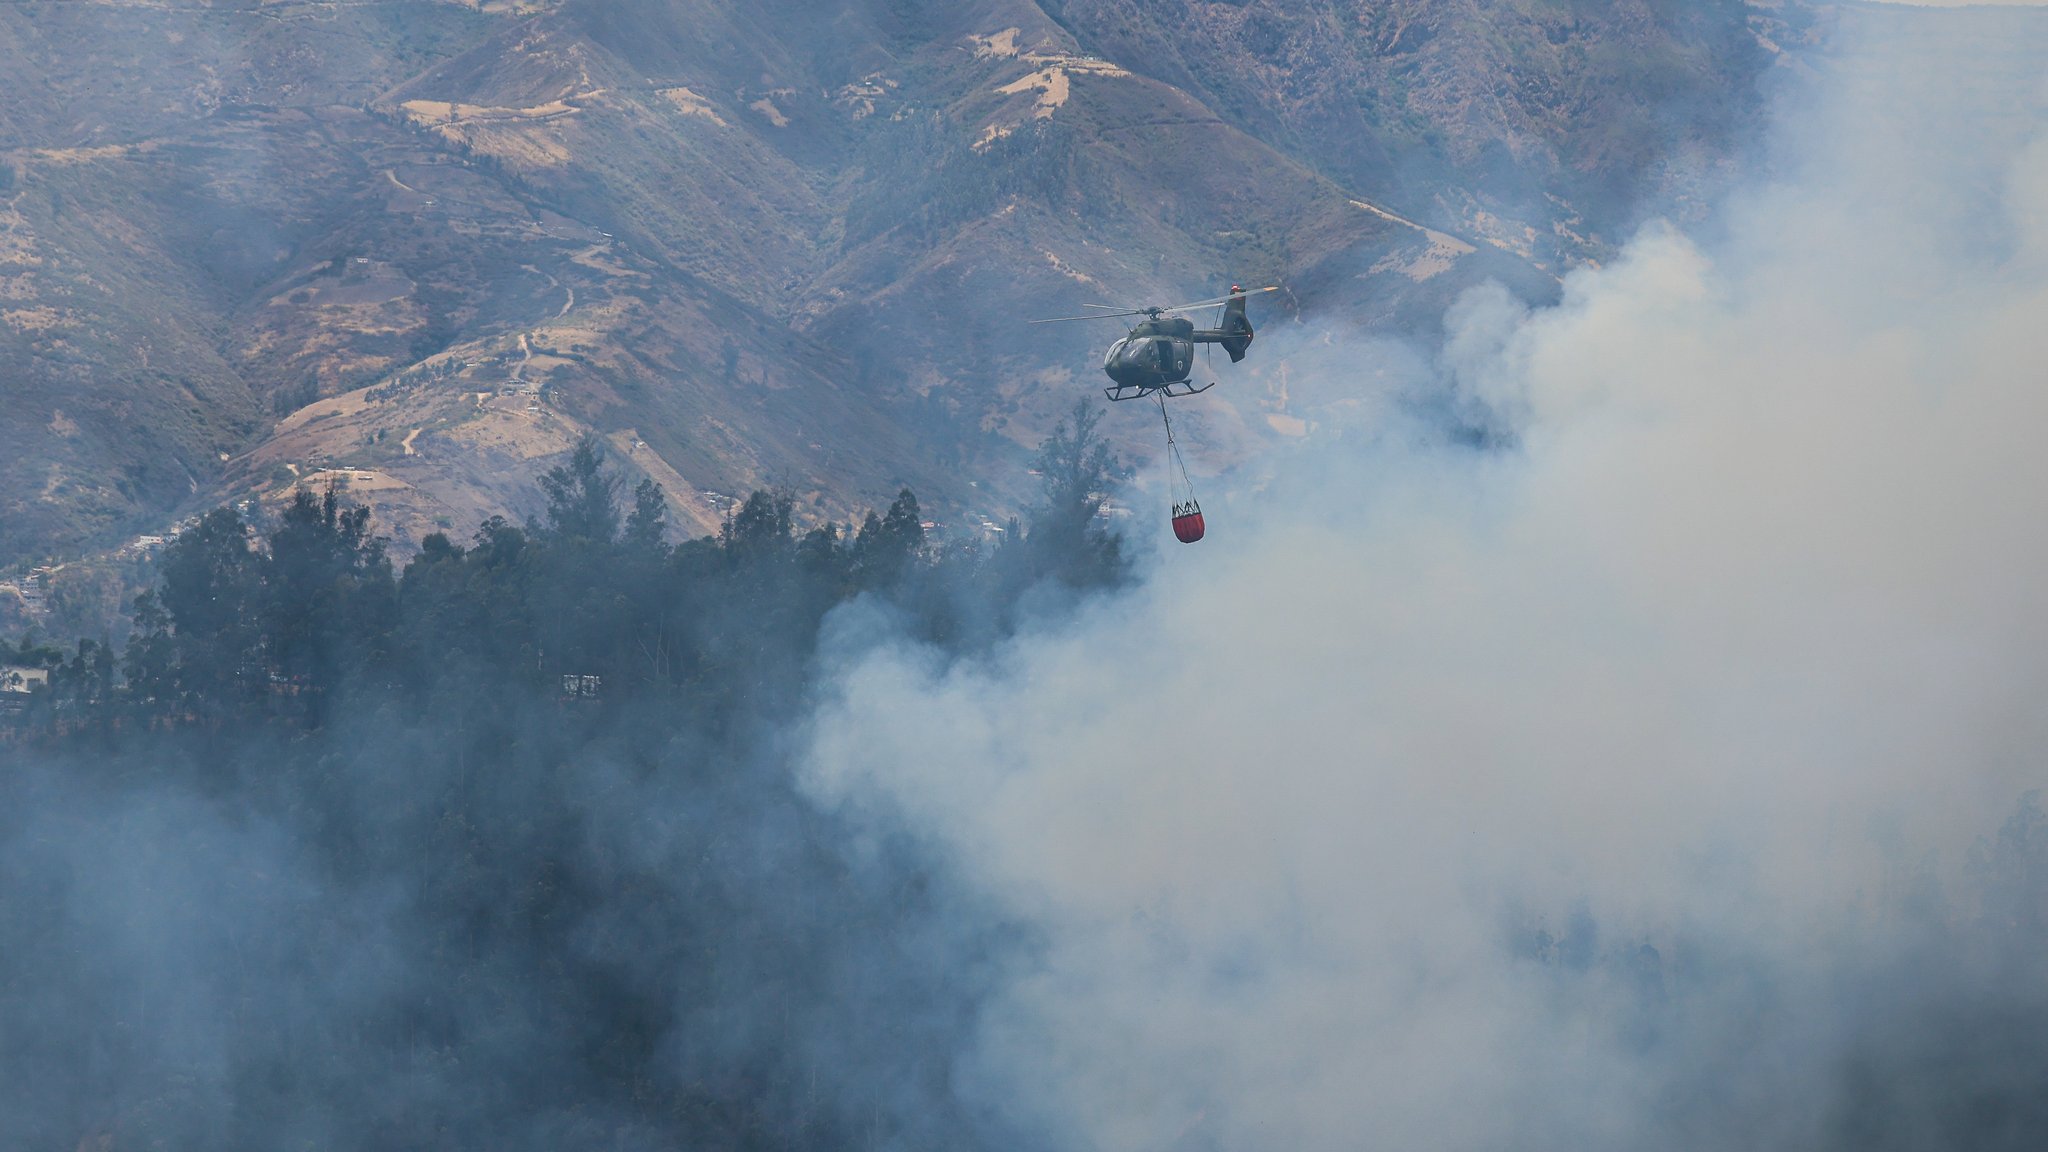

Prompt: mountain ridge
[{"left": 2, "top": 0, "right": 1824, "bottom": 619}]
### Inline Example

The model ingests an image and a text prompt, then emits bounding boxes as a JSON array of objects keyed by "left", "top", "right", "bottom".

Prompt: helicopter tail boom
[{"left": 1216, "top": 290, "right": 1254, "bottom": 362}]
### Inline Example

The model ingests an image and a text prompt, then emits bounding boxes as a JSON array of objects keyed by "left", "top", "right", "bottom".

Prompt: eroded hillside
[{"left": 1, "top": 0, "right": 1790, "bottom": 579}]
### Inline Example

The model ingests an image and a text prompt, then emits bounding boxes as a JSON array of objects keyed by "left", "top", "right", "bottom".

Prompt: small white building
[{"left": 1, "top": 666, "right": 49, "bottom": 695}]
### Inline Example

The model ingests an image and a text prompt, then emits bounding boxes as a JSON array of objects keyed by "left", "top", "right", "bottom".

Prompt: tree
[
  {"left": 853, "top": 488, "right": 925, "bottom": 589},
  {"left": 156, "top": 505, "right": 263, "bottom": 708},
  {"left": 1024, "top": 400, "right": 1128, "bottom": 589},
  {"left": 722, "top": 491, "right": 793, "bottom": 565},
  {"left": 796, "top": 523, "right": 849, "bottom": 586},
  {"left": 263, "top": 486, "right": 397, "bottom": 718},
  {"left": 52, "top": 638, "right": 117, "bottom": 716},
  {"left": 396, "top": 524, "right": 532, "bottom": 694},
  {"left": 624, "top": 478, "right": 669, "bottom": 555},
  {"left": 122, "top": 591, "right": 178, "bottom": 708},
  {"left": 539, "top": 434, "right": 622, "bottom": 545}
]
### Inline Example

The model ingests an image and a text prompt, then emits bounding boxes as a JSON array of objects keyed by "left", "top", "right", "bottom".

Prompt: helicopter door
[{"left": 1155, "top": 339, "right": 1175, "bottom": 375}]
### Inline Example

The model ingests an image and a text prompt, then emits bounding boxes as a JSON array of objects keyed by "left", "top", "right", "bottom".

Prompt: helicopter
[
  {"left": 1029, "top": 285, "right": 1280, "bottom": 544},
  {"left": 1030, "top": 285, "right": 1280, "bottom": 402}
]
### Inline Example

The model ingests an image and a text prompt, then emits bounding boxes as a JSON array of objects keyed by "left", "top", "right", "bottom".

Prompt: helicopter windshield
[{"left": 1103, "top": 338, "right": 1128, "bottom": 371}]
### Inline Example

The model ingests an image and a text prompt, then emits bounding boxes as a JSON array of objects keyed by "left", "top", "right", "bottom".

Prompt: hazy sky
[{"left": 802, "top": 9, "right": 2048, "bottom": 1150}]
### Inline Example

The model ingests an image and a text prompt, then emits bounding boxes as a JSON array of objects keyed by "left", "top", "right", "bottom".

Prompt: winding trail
[{"left": 511, "top": 332, "right": 532, "bottom": 382}]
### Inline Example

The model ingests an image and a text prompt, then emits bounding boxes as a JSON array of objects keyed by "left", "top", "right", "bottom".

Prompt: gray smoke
[{"left": 800, "top": 15, "right": 2048, "bottom": 1152}]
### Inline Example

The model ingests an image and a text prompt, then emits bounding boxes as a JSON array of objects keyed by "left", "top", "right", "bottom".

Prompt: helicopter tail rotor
[{"left": 1217, "top": 284, "right": 1256, "bottom": 363}]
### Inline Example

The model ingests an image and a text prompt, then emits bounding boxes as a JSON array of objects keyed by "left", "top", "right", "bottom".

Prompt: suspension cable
[{"left": 1157, "top": 393, "right": 1197, "bottom": 512}]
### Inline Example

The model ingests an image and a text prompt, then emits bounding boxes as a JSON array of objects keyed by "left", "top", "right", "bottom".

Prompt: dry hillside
[{"left": 0, "top": 0, "right": 1794, "bottom": 574}]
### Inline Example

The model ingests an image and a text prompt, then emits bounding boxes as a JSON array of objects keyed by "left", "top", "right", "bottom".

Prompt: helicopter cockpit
[{"left": 1104, "top": 335, "right": 1192, "bottom": 379}]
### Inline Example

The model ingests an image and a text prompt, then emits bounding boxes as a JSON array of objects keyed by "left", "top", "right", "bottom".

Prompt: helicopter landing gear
[{"left": 1103, "top": 378, "right": 1216, "bottom": 403}]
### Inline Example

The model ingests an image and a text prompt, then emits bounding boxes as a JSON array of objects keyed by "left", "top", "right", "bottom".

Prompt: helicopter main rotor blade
[
  {"left": 1028, "top": 289, "right": 1278, "bottom": 325},
  {"left": 1155, "top": 285, "right": 1282, "bottom": 314},
  {"left": 1028, "top": 310, "right": 1148, "bottom": 324}
]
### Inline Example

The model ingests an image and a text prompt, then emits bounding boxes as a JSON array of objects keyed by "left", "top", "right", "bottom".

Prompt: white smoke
[
  {"left": 1866, "top": 1, "right": 2048, "bottom": 8},
  {"left": 802, "top": 14, "right": 2048, "bottom": 1152}
]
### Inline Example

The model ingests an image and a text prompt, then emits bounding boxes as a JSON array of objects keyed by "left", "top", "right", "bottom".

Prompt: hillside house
[{"left": 13, "top": 577, "right": 47, "bottom": 612}]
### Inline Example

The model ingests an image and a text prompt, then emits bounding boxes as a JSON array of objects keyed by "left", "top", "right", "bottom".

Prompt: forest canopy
[
  {"left": 0, "top": 407, "right": 1128, "bottom": 1150},
  {"left": 4, "top": 404, "right": 1128, "bottom": 734}
]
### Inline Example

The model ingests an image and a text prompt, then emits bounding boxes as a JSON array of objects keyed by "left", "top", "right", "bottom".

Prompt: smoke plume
[{"left": 801, "top": 15, "right": 2048, "bottom": 1151}]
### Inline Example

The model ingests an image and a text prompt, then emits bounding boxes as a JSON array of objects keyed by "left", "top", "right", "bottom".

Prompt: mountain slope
[
  {"left": 1028, "top": 0, "right": 1797, "bottom": 262},
  {"left": 1, "top": 0, "right": 1795, "bottom": 580}
]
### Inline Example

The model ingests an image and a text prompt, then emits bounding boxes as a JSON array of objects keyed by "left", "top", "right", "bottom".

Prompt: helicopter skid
[{"left": 1103, "top": 379, "right": 1216, "bottom": 403}]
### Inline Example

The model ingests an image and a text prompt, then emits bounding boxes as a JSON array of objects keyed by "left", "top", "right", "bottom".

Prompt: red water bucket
[{"left": 1171, "top": 507, "right": 1205, "bottom": 544}]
